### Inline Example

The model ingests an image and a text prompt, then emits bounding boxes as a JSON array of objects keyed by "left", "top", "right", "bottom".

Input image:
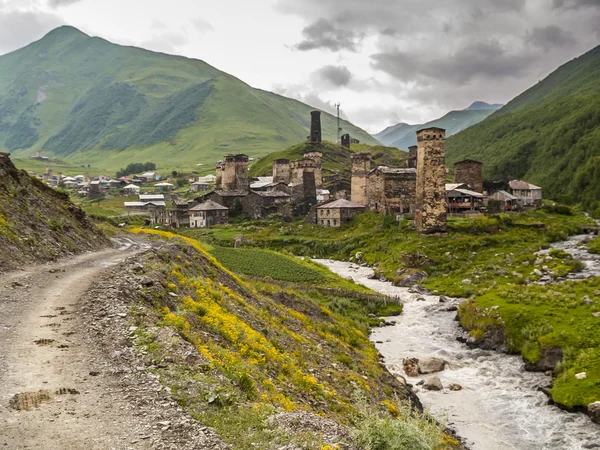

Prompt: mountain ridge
[{"left": 0, "top": 26, "right": 378, "bottom": 171}]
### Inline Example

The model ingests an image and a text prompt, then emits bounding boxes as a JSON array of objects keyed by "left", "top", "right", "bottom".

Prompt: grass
[{"left": 126, "top": 228, "right": 455, "bottom": 449}]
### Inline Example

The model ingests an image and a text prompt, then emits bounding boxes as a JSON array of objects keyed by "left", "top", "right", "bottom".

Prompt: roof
[
  {"left": 454, "top": 159, "right": 482, "bottom": 166},
  {"left": 154, "top": 182, "right": 174, "bottom": 187},
  {"left": 445, "top": 183, "right": 468, "bottom": 191},
  {"left": 139, "top": 194, "right": 165, "bottom": 201},
  {"left": 124, "top": 184, "right": 140, "bottom": 189},
  {"left": 198, "top": 174, "right": 217, "bottom": 179},
  {"left": 190, "top": 200, "right": 229, "bottom": 211},
  {"left": 509, "top": 180, "right": 542, "bottom": 190},
  {"left": 316, "top": 189, "right": 330, "bottom": 195},
  {"left": 317, "top": 199, "right": 365, "bottom": 209},
  {"left": 254, "top": 191, "right": 290, "bottom": 198},
  {"left": 215, "top": 190, "right": 248, "bottom": 197},
  {"left": 139, "top": 172, "right": 156, "bottom": 177},
  {"left": 372, "top": 166, "right": 417, "bottom": 175},
  {"left": 451, "top": 188, "right": 485, "bottom": 198},
  {"left": 416, "top": 126, "right": 446, "bottom": 134},
  {"left": 124, "top": 201, "right": 166, "bottom": 207},
  {"left": 492, "top": 190, "right": 518, "bottom": 201},
  {"left": 250, "top": 180, "right": 273, "bottom": 189},
  {"left": 191, "top": 181, "right": 211, "bottom": 185}
]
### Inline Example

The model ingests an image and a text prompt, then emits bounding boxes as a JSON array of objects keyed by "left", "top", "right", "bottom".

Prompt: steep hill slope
[
  {"left": 0, "top": 26, "right": 377, "bottom": 171},
  {"left": 249, "top": 141, "right": 407, "bottom": 192},
  {"left": 375, "top": 102, "right": 502, "bottom": 149},
  {"left": 446, "top": 45, "right": 600, "bottom": 212},
  {"left": 0, "top": 152, "right": 109, "bottom": 272}
]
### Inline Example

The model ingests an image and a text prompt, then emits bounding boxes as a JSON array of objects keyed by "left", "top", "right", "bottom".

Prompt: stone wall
[
  {"left": 272, "top": 159, "right": 290, "bottom": 184},
  {"left": 304, "top": 151, "right": 323, "bottom": 188},
  {"left": 454, "top": 160, "right": 483, "bottom": 193},
  {"left": 366, "top": 168, "right": 416, "bottom": 215},
  {"left": 215, "top": 165, "right": 223, "bottom": 190},
  {"left": 408, "top": 146, "right": 418, "bottom": 169},
  {"left": 415, "top": 128, "right": 448, "bottom": 234},
  {"left": 351, "top": 152, "right": 371, "bottom": 205}
]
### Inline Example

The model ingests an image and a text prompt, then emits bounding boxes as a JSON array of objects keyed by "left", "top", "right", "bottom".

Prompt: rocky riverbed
[{"left": 315, "top": 257, "right": 600, "bottom": 450}]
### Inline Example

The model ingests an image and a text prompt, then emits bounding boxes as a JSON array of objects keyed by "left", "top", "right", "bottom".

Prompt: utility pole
[{"left": 335, "top": 103, "right": 341, "bottom": 144}]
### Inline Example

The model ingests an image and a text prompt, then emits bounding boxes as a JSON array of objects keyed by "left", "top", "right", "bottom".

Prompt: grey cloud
[
  {"left": 192, "top": 18, "right": 214, "bottom": 33},
  {"left": 0, "top": 10, "right": 64, "bottom": 54},
  {"left": 526, "top": 25, "right": 577, "bottom": 51},
  {"left": 553, "top": 0, "right": 600, "bottom": 8},
  {"left": 48, "top": 0, "right": 83, "bottom": 7},
  {"left": 295, "top": 18, "right": 361, "bottom": 52},
  {"left": 272, "top": 84, "right": 349, "bottom": 118},
  {"left": 313, "top": 65, "right": 352, "bottom": 87},
  {"left": 372, "top": 40, "right": 532, "bottom": 84}
]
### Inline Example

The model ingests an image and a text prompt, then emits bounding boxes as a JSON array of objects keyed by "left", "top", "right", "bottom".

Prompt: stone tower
[
  {"left": 215, "top": 164, "right": 224, "bottom": 190},
  {"left": 222, "top": 154, "right": 249, "bottom": 192},
  {"left": 341, "top": 134, "right": 350, "bottom": 148},
  {"left": 304, "top": 151, "right": 323, "bottom": 188},
  {"left": 351, "top": 152, "right": 371, "bottom": 206},
  {"left": 272, "top": 159, "right": 290, "bottom": 184},
  {"left": 454, "top": 159, "right": 483, "bottom": 193},
  {"left": 310, "top": 111, "right": 322, "bottom": 143},
  {"left": 415, "top": 128, "right": 447, "bottom": 235},
  {"left": 408, "top": 146, "right": 418, "bottom": 169}
]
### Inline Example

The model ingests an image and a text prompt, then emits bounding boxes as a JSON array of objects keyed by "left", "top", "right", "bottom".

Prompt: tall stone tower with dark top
[
  {"left": 272, "top": 159, "right": 290, "bottom": 184},
  {"left": 351, "top": 152, "right": 372, "bottom": 206},
  {"left": 215, "top": 164, "right": 223, "bottom": 190},
  {"left": 222, "top": 154, "right": 249, "bottom": 192},
  {"left": 408, "top": 145, "right": 418, "bottom": 169},
  {"left": 341, "top": 134, "right": 350, "bottom": 148},
  {"left": 310, "top": 111, "right": 322, "bottom": 143},
  {"left": 454, "top": 159, "right": 483, "bottom": 193},
  {"left": 415, "top": 128, "right": 447, "bottom": 234}
]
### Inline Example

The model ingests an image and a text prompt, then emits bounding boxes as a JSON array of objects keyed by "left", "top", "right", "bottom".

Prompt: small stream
[{"left": 315, "top": 232, "right": 600, "bottom": 450}]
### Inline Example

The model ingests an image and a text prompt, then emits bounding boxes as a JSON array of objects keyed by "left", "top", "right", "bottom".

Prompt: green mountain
[
  {"left": 446, "top": 45, "right": 600, "bottom": 213},
  {"left": 375, "top": 102, "right": 502, "bottom": 149},
  {"left": 250, "top": 141, "right": 407, "bottom": 192},
  {"left": 0, "top": 26, "right": 378, "bottom": 172}
]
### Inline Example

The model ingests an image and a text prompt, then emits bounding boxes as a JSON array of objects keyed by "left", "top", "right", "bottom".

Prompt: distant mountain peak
[
  {"left": 43, "top": 25, "right": 89, "bottom": 40},
  {"left": 464, "top": 101, "right": 504, "bottom": 111}
]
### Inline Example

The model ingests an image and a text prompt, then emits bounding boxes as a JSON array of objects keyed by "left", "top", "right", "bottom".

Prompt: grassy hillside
[
  {"left": 0, "top": 26, "right": 378, "bottom": 172},
  {"left": 446, "top": 45, "right": 600, "bottom": 214},
  {"left": 249, "top": 141, "right": 407, "bottom": 191},
  {"left": 126, "top": 229, "right": 460, "bottom": 449},
  {"left": 375, "top": 103, "right": 500, "bottom": 149},
  {"left": 0, "top": 152, "right": 109, "bottom": 272}
]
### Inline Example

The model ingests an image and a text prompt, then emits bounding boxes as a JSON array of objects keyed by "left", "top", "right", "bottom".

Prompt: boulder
[
  {"left": 588, "top": 401, "right": 600, "bottom": 424},
  {"left": 402, "top": 357, "right": 419, "bottom": 377},
  {"left": 439, "top": 296, "right": 450, "bottom": 303},
  {"left": 422, "top": 376, "right": 443, "bottom": 391},
  {"left": 582, "top": 296, "right": 593, "bottom": 305},
  {"left": 393, "top": 270, "right": 428, "bottom": 287},
  {"left": 408, "top": 285, "right": 431, "bottom": 295},
  {"left": 575, "top": 372, "right": 587, "bottom": 380},
  {"left": 448, "top": 383, "right": 463, "bottom": 391},
  {"left": 418, "top": 357, "right": 446, "bottom": 374}
]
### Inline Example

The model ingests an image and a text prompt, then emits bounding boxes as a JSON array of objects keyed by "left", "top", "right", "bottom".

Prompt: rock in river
[
  {"left": 589, "top": 401, "right": 600, "bottom": 424},
  {"left": 418, "top": 357, "right": 446, "bottom": 374},
  {"left": 402, "top": 357, "right": 419, "bottom": 377},
  {"left": 422, "top": 376, "right": 443, "bottom": 391}
]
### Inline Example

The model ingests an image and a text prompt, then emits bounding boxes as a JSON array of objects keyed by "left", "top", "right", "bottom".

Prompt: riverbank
[{"left": 316, "top": 259, "right": 600, "bottom": 450}]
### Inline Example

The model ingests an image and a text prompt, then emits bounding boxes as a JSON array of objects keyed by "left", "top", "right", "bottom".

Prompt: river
[{"left": 315, "top": 232, "right": 600, "bottom": 450}]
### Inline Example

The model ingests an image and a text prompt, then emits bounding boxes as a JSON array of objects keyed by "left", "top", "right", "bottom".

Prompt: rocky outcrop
[
  {"left": 588, "top": 402, "right": 600, "bottom": 424},
  {"left": 524, "top": 347, "right": 563, "bottom": 372},
  {"left": 393, "top": 269, "right": 428, "bottom": 287},
  {"left": 0, "top": 153, "right": 109, "bottom": 272}
]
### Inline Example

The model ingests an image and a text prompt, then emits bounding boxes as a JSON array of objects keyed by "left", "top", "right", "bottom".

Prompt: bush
[
  {"left": 353, "top": 412, "right": 438, "bottom": 450},
  {"left": 540, "top": 204, "right": 574, "bottom": 216}
]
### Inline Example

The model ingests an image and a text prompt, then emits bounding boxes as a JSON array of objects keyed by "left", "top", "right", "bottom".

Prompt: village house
[
  {"left": 316, "top": 199, "right": 365, "bottom": 227},
  {"left": 489, "top": 190, "right": 518, "bottom": 212},
  {"left": 445, "top": 184, "right": 486, "bottom": 214},
  {"left": 509, "top": 180, "right": 542, "bottom": 207},
  {"left": 154, "top": 182, "right": 175, "bottom": 192},
  {"left": 123, "top": 184, "right": 141, "bottom": 195},
  {"left": 189, "top": 200, "right": 229, "bottom": 228},
  {"left": 190, "top": 181, "right": 211, "bottom": 192},
  {"left": 366, "top": 166, "right": 417, "bottom": 215}
]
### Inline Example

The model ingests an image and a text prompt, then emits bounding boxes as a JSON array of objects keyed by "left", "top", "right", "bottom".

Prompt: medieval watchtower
[
  {"left": 415, "top": 128, "right": 447, "bottom": 234},
  {"left": 272, "top": 159, "right": 290, "bottom": 184},
  {"left": 304, "top": 151, "right": 323, "bottom": 188},
  {"left": 350, "top": 152, "right": 371, "bottom": 206},
  {"left": 215, "top": 164, "right": 224, "bottom": 190},
  {"left": 341, "top": 134, "right": 351, "bottom": 149},
  {"left": 222, "top": 154, "right": 249, "bottom": 192},
  {"left": 408, "top": 145, "right": 418, "bottom": 169},
  {"left": 310, "top": 111, "right": 322, "bottom": 143},
  {"left": 454, "top": 159, "right": 483, "bottom": 193}
]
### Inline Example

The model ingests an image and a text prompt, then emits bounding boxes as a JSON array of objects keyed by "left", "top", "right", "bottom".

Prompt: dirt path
[{"left": 0, "top": 237, "right": 227, "bottom": 450}]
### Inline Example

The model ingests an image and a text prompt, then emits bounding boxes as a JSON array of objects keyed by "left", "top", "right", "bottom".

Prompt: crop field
[{"left": 210, "top": 247, "right": 326, "bottom": 283}]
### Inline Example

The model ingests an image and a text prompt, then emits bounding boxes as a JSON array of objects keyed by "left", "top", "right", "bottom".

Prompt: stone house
[
  {"left": 509, "top": 180, "right": 542, "bottom": 207},
  {"left": 366, "top": 166, "right": 417, "bottom": 215},
  {"left": 316, "top": 199, "right": 365, "bottom": 227},
  {"left": 189, "top": 200, "right": 229, "bottom": 228},
  {"left": 190, "top": 182, "right": 211, "bottom": 192}
]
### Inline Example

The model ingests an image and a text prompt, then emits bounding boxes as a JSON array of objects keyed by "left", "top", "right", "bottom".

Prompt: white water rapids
[{"left": 315, "top": 232, "right": 600, "bottom": 450}]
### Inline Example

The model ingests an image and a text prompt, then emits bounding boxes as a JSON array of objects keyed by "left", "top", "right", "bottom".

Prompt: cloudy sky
[{"left": 0, "top": 0, "right": 599, "bottom": 133}]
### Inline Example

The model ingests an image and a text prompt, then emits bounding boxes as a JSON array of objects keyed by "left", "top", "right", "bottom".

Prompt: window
[
  {"left": 333, "top": 219, "right": 337, "bottom": 226},
  {"left": 326, "top": 209, "right": 330, "bottom": 216},
  {"left": 327, "top": 220, "right": 330, "bottom": 226}
]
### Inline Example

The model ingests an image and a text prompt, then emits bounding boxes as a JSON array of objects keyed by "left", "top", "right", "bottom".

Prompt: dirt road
[{"left": 0, "top": 237, "right": 228, "bottom": 450}]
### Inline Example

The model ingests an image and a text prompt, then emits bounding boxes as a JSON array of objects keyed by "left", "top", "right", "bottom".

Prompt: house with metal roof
[
  {"left": 316, "top": 199, "right": 365, "bottom": 227},
  {"left": 189, "top": 200, "right": 229, "bottom": 228}
]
